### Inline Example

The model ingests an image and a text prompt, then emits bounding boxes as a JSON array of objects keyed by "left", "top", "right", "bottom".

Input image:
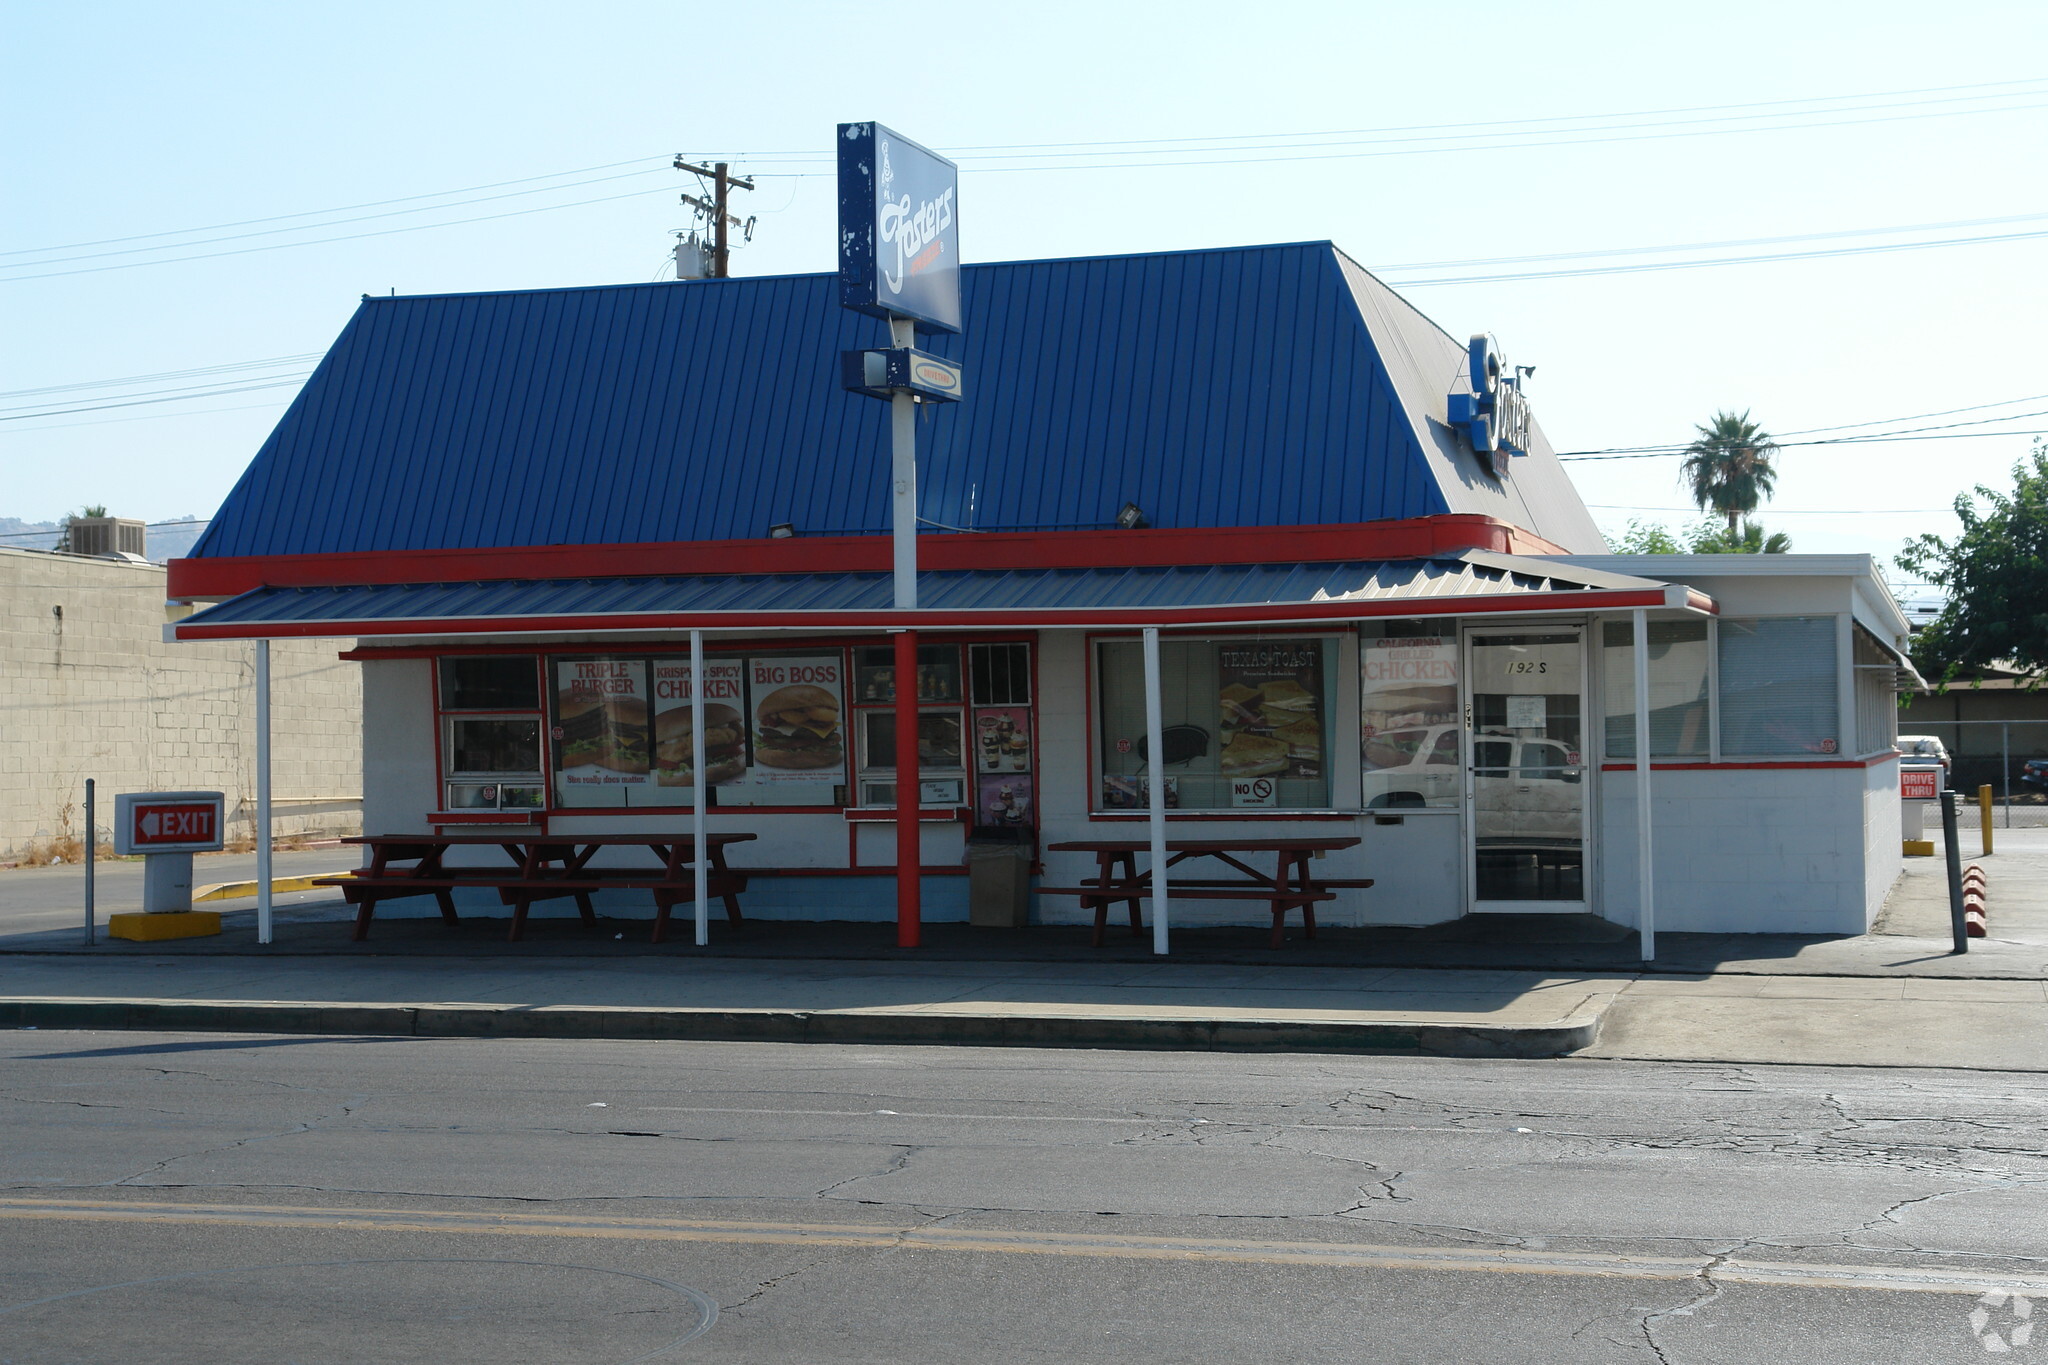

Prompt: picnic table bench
[
  {"left": 1041, "top": 837, "right": 1368, "bottom": 949},
  {"left": 318, "top": 833, "right": 756, "bottom": 944}
]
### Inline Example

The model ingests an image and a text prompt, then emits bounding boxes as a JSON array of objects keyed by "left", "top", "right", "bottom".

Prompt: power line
[
  {"left": 0, "top": 379, "right": 308, "bottom": 421},
  {"left": 1586, "top": 504, "right": 1947, "bottom": 515},
  {"left": 1560, "top": 429, "right": 2048, "bottom": 460},
  {"left": 1, "top": 155, "right": 667, "bottom": 258},
  {"left": 1, "top": 167, "right": 671, "bottom": 273},
  {"left": 0, "top": 399, "right": 290, "bottom": 436},
  {"left": 0, "top": 517, "right": 210, "bottom": 544},
  {"left": 0, "top": 353, "right": 325, "bottom": 402},
  {"left": 0, "top": 184, "right": 679, "bottom": 284}
]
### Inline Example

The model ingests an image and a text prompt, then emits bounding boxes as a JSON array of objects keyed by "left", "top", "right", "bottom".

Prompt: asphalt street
[
  {"left": 2, "top": 1033, "right": 2045, "bottom": 1362},
  {"left": 0, "top": 848, "right": 360, "bottom": 939}
]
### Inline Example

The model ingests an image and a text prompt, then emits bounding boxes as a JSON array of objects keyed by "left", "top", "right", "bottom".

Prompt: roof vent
[{"left": 66, "top": 516, "right": 146, "bottom": 560}]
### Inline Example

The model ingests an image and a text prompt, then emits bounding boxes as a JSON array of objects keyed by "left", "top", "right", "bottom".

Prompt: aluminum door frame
[{"left": 1460, "top": 621, "right": 1593, "bottom": 915}]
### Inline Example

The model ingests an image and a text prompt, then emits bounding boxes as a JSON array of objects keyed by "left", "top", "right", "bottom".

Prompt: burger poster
[
  {"left": 1217, "top": 640, "right": 1323, "bottom": 791},
  {"left": 555, "top": 659, "right": 652, "bottom": 802},
  {"left": 743, "top": 656, "right": 846, "bottom": 784},
  {"left": 651, "top": 660, "right": 748, "bottom": 790}
]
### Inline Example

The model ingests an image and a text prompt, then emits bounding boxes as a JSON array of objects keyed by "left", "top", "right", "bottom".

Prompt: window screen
[
  {"left": 1602, "top": 619, "right": 1710, "bottom": 758},
  {"left": 1717, "top": 617, "right": 1840, "bottom": 756},
  {"left": 439, "top": 656, "right": 540, "bottom": 711}
]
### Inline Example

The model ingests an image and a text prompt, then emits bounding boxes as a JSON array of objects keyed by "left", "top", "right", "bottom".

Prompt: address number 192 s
[{"left": 1504, "top": 660, "right": 1548, "bottom": 675}]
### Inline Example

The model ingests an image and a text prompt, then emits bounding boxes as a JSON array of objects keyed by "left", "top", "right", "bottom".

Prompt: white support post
[
  {"left": 255, "top": 638, "right": 274, "bottom": 945},
  {"left": 1143, "top": 626, "right": 1170, "bottom": 956},
  {"left": 889, "top": 316, "right": 917, "bottom": 610},
  {"left": 691, "top": 629, "right": 709, "bottom": 947},
  {"left": 1632, "top": 608, "right": 1654, "bottom": 961}
]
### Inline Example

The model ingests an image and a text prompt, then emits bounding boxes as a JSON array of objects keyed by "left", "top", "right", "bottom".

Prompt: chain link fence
[{"left": 1897, "top": 719, "right": 2048, "bottom": 828}]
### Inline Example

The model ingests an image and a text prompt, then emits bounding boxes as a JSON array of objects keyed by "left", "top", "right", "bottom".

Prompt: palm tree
[{"left": 1680, "top": 411, "right": 1778, "bottom": 536}]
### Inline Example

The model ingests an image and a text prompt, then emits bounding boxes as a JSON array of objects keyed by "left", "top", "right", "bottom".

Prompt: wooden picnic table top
[
  {"left": 1046, "top": 837, "right": 1361, "bottom": 855},
  {"left": 347, "top": 832, "right": 757, "bottom": 847}
]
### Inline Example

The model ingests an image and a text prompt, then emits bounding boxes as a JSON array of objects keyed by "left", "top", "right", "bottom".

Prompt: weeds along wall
[{"left": 0, "top": 548, "right": 361, "bottom": 860}]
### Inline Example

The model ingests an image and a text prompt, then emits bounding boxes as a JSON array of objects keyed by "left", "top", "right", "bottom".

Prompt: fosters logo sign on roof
[{"left": 837, "top": 122, "right": 962, "bottom": 334}]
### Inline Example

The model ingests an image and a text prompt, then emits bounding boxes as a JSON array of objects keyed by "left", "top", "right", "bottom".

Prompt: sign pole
[
  {"left": 894, "top": 628, "right": 922, "bottom": 947},
  {"left": 1632, "top": 608, "right": 1655, "bottom": 961},
  {"left": 691, "top": 629, "right": 709, "bottom": 947},
  {"left": 255, "top": 639, "right": 274, "bottom": 945},
  {"left": 890, "top": 318, "right": 918, "bottom": 610},
  {"left": 1143, "top": 626, "right": 1170, "bottom": 956},
  {"left": 83, "top": 778, "right": 95, "bottom": 947}
]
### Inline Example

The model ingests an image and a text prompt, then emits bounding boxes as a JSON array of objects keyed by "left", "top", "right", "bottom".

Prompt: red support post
[{"left": 894, "top": 629, "right": 922, "bottom": 947}]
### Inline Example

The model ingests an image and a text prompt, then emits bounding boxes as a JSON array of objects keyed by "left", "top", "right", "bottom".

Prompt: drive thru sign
[{"left": 113, "top": 791, "right": 224, "bottom": 855}]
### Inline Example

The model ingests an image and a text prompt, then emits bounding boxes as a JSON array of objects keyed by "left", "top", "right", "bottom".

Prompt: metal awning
[{"left": 169, "top": 552, "right": 1709, "bottom": 641}]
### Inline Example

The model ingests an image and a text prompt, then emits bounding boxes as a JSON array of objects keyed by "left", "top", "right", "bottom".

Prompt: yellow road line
[{"left": 0, "top": 1198, "right": 2038, "bottom": 1297}]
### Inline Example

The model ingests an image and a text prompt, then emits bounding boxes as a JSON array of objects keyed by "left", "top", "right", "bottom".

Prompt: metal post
[
  {"left": 889, "top": 317, "right": 917, "bottom": 611},
  {"left": 255, "top": 639, "right": 273, "bottom": 945},
  {"left": 83, "top": 778, "right": 95, "bottom": 947},
  {"left": 1980, "top": 784, "right": 1994, "bottom": 857},
  {"left": 1142, "top": 627, "right": 1170, "bottom": 956},
  {"left": 894, "top": 628, "right": 921, "bottom": 947},
  {"left": 2002, "top": 722, "right": 2011, "bottom": 830},
  {"left": 1940, "top": 788, "right": 1968, "bottom": 954},
  {"left": 1632, "top": 609, "right": 1655, "bottom": 961},
  {"left": 691, "top": 629, "right": 709, "bottom": 948}
]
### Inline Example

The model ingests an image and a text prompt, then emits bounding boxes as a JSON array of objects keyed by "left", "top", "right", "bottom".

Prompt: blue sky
[{"left": 5, "top": 0, "right": 2046, "bottom": 592}]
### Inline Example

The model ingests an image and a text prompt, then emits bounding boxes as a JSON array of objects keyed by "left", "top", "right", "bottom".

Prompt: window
[
  {"left": 852, "top": 643, "right": 977, "bottom": 809},
  {"left": 436, "top": 657, "right": 544, "bottom": 813},
  {"left": 1717, "top": 617, "right": 1840, "bottom": 756},
  {"left": 1360, "top": 623, "right": 1459, "bottom": 809},
  {"left": 1096, "top": 635, "right": 1334, "bottom": 811},
  {"left": 1854, "top": 625, "right": 1901, "bottom": 757},
  {"left": 1602, "top": 619, "right": 1711, "bottom": 759}
]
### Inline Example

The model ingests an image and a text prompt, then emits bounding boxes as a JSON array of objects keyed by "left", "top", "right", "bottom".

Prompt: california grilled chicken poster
[
  {"left": 555, "top": 659, "right": 651, "bottom": 796},
  {"left": 651, "top": 660, "right": 748, "bottom": 789},
  {"left": 1217, "top": 640, "right": 1323, "bottom": 783}
]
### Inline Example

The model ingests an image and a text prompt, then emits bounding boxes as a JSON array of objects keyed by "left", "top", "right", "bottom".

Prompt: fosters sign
[{"left": 837, "top": 122, "right": 962, "bottom": 333}]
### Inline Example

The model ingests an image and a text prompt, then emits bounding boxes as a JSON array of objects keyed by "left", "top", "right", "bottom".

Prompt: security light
[
  {"left": 768, "top": 523, "right": 795, "bottom": 539},
  {"left": 1116, "top": 503, "right": 1150, "bottom": 530}
]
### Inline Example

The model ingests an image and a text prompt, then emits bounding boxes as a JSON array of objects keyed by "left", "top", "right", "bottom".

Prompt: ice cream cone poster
[
  {"left": 744, "top": 656, "right": 846, "bottom": 783},
  {"left": 554, "top": 659, "right": 652, "bottom": 800},
  {"left": 1217, "top": 640, "right": 1323, "bottom": 780},
  {"left": 651, "top": 659, "right": 749, "bottom": 789}
]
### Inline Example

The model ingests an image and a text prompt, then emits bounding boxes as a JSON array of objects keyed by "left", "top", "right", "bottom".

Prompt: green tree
[
  {"left": 1687, "top": 520, "right": 1791, "bottom": 554},
  {"left": 1680, "top": 410, "right": 1779, "bottom": 536},
  {"left": 1610, "top": 518, "right": 1682, "bottom": 553},
  {"left": 1897, "top": 442, "right": 2048, "bottom": 681}
]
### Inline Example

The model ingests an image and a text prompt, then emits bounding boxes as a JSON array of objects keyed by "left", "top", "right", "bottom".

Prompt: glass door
[{"left": 1463, "top": 628, "right": 1588, "bottom": 913}]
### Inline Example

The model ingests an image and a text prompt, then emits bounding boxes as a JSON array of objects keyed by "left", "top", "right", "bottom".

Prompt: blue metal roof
[
  {"left": 191, "top": 241, "right": 1605, "bottom": 561},
  {"left": 178, "top": 555, "right": 1650, "bottom": 632}
]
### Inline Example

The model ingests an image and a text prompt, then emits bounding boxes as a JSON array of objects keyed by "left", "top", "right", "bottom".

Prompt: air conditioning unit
[{"left": 67, "top": 516, "right": 146, "bottom": 560}]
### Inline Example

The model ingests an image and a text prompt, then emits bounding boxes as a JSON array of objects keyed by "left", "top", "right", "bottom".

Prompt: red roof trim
[
  {"left": 165, "top": 516, "right": 1572, "bottom": 600},
  {"left": 172, "top": 587, "right": 1678, "bottom": 641}
]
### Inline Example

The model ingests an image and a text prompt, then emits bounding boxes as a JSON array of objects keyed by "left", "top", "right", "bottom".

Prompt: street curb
[{"left": 0, "top": 998, "right": 1601, "bottom": 1058}]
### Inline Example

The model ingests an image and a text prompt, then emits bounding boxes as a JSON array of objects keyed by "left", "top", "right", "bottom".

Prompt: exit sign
[{"left": 113, "top": 791, "right": 225, "bottom": 854}]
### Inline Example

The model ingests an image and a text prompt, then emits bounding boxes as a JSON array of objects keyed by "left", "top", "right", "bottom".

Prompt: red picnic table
[
  {"left": 1041, "top": 836, "right": 1368, "bottom": 948},
  {"left": 322, "top": 832, "right": 757, "bottom": 944}
]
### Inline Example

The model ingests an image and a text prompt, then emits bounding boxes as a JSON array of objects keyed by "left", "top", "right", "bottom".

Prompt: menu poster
[
  {"left": 651, "top": 660, "right": 748, "bottom": 789},
  {"left": 744, "top": 655, "right": 846, "bottom": 784},
  {"left": 554, "top": 659, "right": 651, "bottom": 794},
  {"left": 1217, "top": 639, "right": 1323, "bottom": 781},
  {"left": 977, "top": 773, "right": 1034, "bottom": 828},
  {"left": 973, "top": 708, "right": 1031, "bottom": 774},
  {"left": 1360, "top": 636, "right": 1458, "bottom": 762}
]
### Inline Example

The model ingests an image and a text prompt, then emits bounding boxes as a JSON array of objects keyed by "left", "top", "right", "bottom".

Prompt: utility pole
[{"left": 672, "top": 157, "right": 756, "bottom": 277}]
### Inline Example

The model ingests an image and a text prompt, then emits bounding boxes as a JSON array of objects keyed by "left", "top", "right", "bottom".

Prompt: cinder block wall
[{"left": 1, "top": 548, "right": 361, "bottom": 857}]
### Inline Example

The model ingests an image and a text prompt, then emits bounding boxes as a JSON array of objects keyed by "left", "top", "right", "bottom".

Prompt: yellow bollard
[{"left": 1980, "top": 784, "right": 1994, "bottom": 856}]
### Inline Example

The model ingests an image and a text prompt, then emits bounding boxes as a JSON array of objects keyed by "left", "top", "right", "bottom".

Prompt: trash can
[{"left": 965, "top": 826, "right": 1033, "bottom": 928}]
